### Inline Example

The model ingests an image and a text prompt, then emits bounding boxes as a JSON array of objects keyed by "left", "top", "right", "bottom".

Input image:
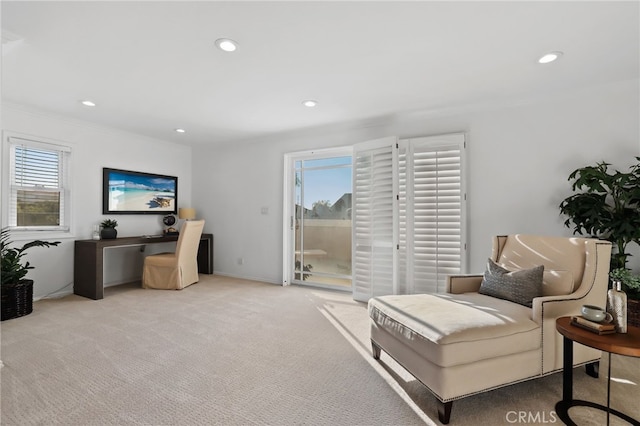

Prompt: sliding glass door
[{"left": 284, "top": 148, "right": 353, "bottom": 290}]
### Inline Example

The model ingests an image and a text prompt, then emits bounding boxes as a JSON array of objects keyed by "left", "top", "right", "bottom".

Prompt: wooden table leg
[{"left": 562, "top": 335, "right": 573, "bottom": 402}]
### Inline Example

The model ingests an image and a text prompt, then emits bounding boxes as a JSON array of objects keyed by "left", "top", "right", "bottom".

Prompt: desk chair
[{"left": 142, "top": 220, "right": 205, "bottom": 290}]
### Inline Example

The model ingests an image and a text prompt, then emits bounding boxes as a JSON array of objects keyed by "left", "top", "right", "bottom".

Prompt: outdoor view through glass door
[{"left": 293, "top": 155, "right": 352, "bottom": 290}]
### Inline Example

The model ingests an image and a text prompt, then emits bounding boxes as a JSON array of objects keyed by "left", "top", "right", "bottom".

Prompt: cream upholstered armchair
[
  {"left": 142, "top": 219, "right": 205, "bottom": 290},
  {"left": 368, "top": 234, "right": 612, "bottom": 424}
]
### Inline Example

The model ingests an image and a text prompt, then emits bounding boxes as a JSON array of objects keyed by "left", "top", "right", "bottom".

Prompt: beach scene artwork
[{"left": 108, "top": 171, "right": 176, "bottom": 212}]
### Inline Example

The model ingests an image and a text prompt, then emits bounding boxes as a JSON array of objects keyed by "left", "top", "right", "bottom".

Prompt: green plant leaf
[
  {"left": 560, "top": 158, "right": 640, "bottom": 270},
  {"left": 1, "top": 227, "right": 60, "bottom": 287}
]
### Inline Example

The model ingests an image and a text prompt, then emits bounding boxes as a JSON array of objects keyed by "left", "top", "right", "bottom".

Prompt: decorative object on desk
[
  {"left": 163, "top": 214, "right": 176, "bottom": 226},
  {"left": 178, "top": 208, "right": 196, "bottom": 221},
  {"left": 163, "top": 227, "right": 179, "bottom": 236},
  {"left": 570, "top": 316, "right": 616, "bottom": 335},
  {"left": 162, "top": 214, "right": 179, "bottom": 235},
  {"left": 559, "top": 157, "right": 640, "bottom": 271},
  {"left": 100, "top": 219, "right": 118, "bottom": 239},
  {"left": 607, "top": 280, "right": 627, "bottom": 333},
  {"left": 610, "top": 267, "right": 640, "bottom": 327},
  {"left": 1, "top": 227, "right": 60, "bottom": 321},
  {"left": 92, "top": 225, "right": 101, "bottom": 240}
]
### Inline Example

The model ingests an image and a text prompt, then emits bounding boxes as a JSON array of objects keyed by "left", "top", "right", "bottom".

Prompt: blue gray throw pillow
[{"left": 478, "top": 259, "right": 544, "bottom": 308}]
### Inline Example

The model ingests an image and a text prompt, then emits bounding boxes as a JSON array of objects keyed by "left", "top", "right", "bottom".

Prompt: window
[{"left": 6, "top": 135, "right": 71, "bottom": 232}]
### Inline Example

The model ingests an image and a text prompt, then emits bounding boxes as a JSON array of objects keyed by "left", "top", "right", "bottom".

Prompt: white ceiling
[{"left": 2, "top": 1, "right": 639, "bottom": 146}]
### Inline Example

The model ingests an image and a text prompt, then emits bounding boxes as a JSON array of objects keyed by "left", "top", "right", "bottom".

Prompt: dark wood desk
[
  {"left": 74, "top": 233, "right": 213, "bottom": 300},
  {"left": 555, "top": 316, "right": 640, "bottom": 426}
]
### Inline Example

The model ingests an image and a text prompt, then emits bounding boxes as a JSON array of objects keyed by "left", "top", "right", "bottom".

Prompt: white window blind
[
  {"left": 352, "top": 133, "right": 466, "bottom": 301},
  {"left": 8, "top": 137, "right": 71, "bottom": 231},
  {"left": 352, "top": 137, "right": 398, "bottom": 302}
]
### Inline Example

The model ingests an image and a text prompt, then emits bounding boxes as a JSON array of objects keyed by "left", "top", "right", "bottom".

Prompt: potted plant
[
  {"left": 100, "top": 219, "right": 118, "bottom": 239},
  {"left": 1, "top": 228, "right": 60, "bottom": 321},
  {"left": 559, "top": 157, "right": 640, "bottom": 271},
  {"left": 294, "top": 260, "right": 313, "bottom": 281},
  {"left": 559, "top": 157, "right": 640, "bottom": 326}
]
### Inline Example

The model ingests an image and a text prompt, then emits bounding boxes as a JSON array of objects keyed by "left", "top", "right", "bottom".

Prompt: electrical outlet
[
  {"left": 261, "top": 206, "right": 269, "bottom": 215},
  {"left": 237, "top": 257, "right": 244, "bottom": 265}
]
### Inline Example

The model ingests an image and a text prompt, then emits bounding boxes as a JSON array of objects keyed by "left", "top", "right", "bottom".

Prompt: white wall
[
  {"left": 193, "top": 79, "right": 640, "bottom": 284},
  {"left": 3, "top": 79, "right": 637, "bottom": 299},
  {"left": 1, "top": 105, "right": 193, "bottom": 299}
]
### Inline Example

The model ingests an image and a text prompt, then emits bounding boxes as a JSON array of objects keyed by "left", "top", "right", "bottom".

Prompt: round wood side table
[{"left": 555, "top": 316, "right": 640, "bottom": 426}]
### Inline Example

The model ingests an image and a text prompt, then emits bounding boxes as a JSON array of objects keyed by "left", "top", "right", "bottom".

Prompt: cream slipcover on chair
[
  {"left": 368, "top": 235, "right": 612, "bottom": 424},
  {"left": 142, "top": 220, "right": 205, "bottom": 290}
]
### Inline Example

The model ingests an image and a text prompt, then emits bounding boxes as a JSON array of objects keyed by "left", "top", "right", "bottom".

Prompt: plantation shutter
[
  {"left": 352, "top": 137, "right": 398, "bottom": 302},
  {"left": 353, "top": 133, "right": 466, "bottom": 301},
  {"left": 398, "top": 134, "right": 466, "bottom": 293},
  {"left": 8, "top": 137, "right": 71, "bottom": 230}
]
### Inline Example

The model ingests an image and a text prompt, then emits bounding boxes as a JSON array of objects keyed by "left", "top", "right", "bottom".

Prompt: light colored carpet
[{"left": 1, "top": 275, "right": 638, "bottom": 425}]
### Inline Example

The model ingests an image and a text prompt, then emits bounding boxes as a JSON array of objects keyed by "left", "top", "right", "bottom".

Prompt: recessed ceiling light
[
  {"left": 175, "top": 128, "right": 186, "bottom": 133},
  {"left": 538, "top": 51, "right": 563, "bottom": 64},
  {"left": 302, "top": 100, "right": 318, "bottom": 107},
  {"left": 215, "top": 38, "right": 238, "bottom": 52},
  {"left": 81, "top": 100, "right": 96, "bottom": 107}
]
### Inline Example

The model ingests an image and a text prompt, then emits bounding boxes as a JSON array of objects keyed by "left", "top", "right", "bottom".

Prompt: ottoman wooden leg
[
  {"left": 371, "top": 340, "right": 381, "bottom": 359},
  {"left": 438, "top": 401, "right": 453, "bottom": 424},
  {"left": 586, "top": 361, "right": 599, "bottom": 378}
]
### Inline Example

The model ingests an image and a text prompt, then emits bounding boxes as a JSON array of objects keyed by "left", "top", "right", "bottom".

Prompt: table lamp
[{"left": 178, "top": 208, "right": 196, "bottom": 221}]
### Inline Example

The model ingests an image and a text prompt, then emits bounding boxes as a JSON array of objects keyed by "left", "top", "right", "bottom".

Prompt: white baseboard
[
  {"left": 104, "top": 277, "right": 141, "bottom": 288},
  {"left": 34, "top": 289, "right": 73, "bottom": 301},
  {"left": 212, "top": 271, "right": 282, "bottom": 286}
]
